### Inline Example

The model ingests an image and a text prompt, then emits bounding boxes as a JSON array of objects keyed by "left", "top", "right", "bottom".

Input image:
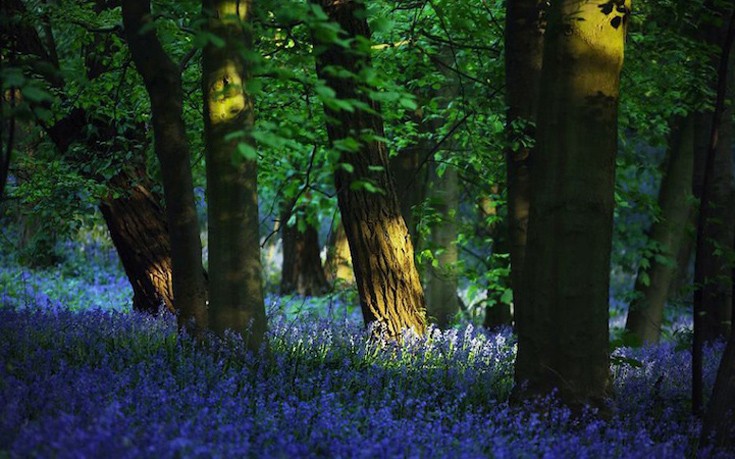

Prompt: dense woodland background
[{"left": 2, "top": 0, "right": 735, "bottom": 456}]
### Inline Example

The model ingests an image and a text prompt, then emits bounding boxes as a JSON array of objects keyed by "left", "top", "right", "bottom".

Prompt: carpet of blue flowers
[{"left": 0, "top": 237, "right": 731, "bottom": 458}]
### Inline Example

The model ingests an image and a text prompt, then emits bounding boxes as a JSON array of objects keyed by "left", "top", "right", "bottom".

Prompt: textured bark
[
  {"left": 425, "top": 165, "right": 459, "bottom": 329},
  {"left": 100, "top": 176, "right": 174, "bottom": 314},
  {"left": 504, "top": 0, "right": 544, "bottom": 329},
  {"left": 203, "top": 0, "right": 266, "bottom": 349},
  {"left": 280, "top": 206, "right": 329, "bottom": 296},
  {"left": 325, "top": 220, "right": 355, "bottom": 286},
  {"left": 312, "top": 0, "right": 427, "bottom": 337},
  {"left": 625, "top": 115, "right": 695, "bottom": 343},
  {"left": 123, "top": 0, "right": 208, "bottom": 334},
  {"left": 513, "top": 0, "right": 629, "bottom": 409}
]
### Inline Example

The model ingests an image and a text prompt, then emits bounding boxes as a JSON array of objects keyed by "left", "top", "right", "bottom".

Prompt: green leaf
[
  {"left": 237, "top": 142, "right": 258, "bottom": 160},
  {"left": 22, "top": 86, "right": 53, "bottom": 103},
  {"left": 349, "top": 179, "right": 384, "bottom": 194},
  {"left": 500, "top": 289, "right": 513, "bottom": 305}
]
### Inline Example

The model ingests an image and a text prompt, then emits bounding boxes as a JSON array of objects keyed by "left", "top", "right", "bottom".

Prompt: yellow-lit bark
[
  {"left": 514, "top": 0, "right": 630, "bottom": 409},
  {"left": 203, "top": 0, "right": 266, "bottom": 350}
]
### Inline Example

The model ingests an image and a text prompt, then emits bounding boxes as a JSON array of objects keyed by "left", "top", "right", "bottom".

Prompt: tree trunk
[
  {"left": 99, "top": 173, "right": 175, "bottom": 314},
  {"left": 389, "top": 111, "right": 429, "bottom": 244},
  {"left": 513, "top": 0, "right": 629, "bottom": 409},
  {"left": 202, "top": 0, "right": 266, "bottom": 349},
  {"left": 693, "top": 6, "right": 735, "bottom": 415},
  {"left": 480, "top": 193, "right": 513, "bottom": 329},
  {"left": 425, "top": 165, "right": 459, "bottom": 329},
  {"left": 625, "top": 115, "right": 695, "bottom": 343},
  {"left": 504, "top": 0, "right": 544, "bottom": 329},
  {"left": 122, "top": 0, "right": 208, "bottom": 334},
  {"left": 694, "top": 100, "right": 735, "bottom": 342},
  {"left": 312, "top": 0, "right": 427, "bottom": 338},
  {"left": 280, "top": 205, "right": 329, "bottom": 296},
  {"left": 700, "top": 328, "right": 735, "bottom": 448},
  {"left": 325, "top": 219, "right": 355, "bottom": 286}
]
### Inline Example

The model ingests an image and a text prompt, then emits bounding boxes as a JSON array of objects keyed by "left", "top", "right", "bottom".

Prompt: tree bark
[
  {"left": 625, "top": 115, "right": 695, "bottom": 343},
  {"left": 325, "top": 219, "right": 355, "bottom": 286},
  {"left": 280, "top": 205, "right": 329, "bottom": 296},
  {"left": 513, "top": 0, "right": 629, "bottom": 409},
  {"left": 202, "top": 0, "right": 266, "bottom": 349},
  {"left": 122, "top": 0, "right": 208, "bottom": 334},
  {"left": 694, "top": 102, "right": 735, "bottom": 343},
  {"left": 693, "top": 5, "right": 735, "bottom": 415},
  {"left": 504, "top": 0, "right": 544, "bottom": 329},
  {"left": 312, "top": 0, "right": 427, "bottom": 338},
  {"left": 425, "top": 165, "right": 459, "bottom": 329}
]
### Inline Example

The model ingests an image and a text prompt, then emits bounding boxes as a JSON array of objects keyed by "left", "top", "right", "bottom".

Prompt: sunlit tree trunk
[
  {"left": 312, "top": 0, "right": 427, "bottom": 337},
  {"left": 99, "top": 172, "right": 176, "bottom": 314},
  {"left": 425, "top": 165, "right": 459, "bottom": 328},
  {"left": 202, "top": 0, "right": 266, "bottom": 349},
  {"left": 514, "top": 0, "right": 630, "bottom": 409},
  {"left": 504, "top": 0, "right": 544, "bottom": 330},
  {"left": 122, "top": 0, "right": 208, "bottom": 334},
  {"left": 625, "top": 115, "right": 695, "bottom": 343},
  {"left": 325, "top": 219, "right": 355, "bottom": 286},
  {"left": 280, "top": 204, "right": 329, "bottom": 296}
]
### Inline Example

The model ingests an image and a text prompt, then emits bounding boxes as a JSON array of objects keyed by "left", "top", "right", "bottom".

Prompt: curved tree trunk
[
  {"left": 514, "top": 0, "right": 629, "bottom": 409},
  {"left": 312, "top": 0, "right": 427, "bottom": 338},
  {"left": 99, "top": 174, "right": 175, "bottom": 314},
  {"left": 504, "top": 0, "right": 544, "bottom": 329},
  {"left": 625, "top": 115, "right": 695, "bottom": 343},
  {"left": 123, "top": 0, "right": 208, "bottom": 334},
  {"left": 202, "top": 0, "right": 266, "bottom": 349}
]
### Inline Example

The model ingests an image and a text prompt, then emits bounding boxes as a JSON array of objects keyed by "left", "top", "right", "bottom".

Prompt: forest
[{"left": 1, "top": 0, "right": 735, "bottom": 456}]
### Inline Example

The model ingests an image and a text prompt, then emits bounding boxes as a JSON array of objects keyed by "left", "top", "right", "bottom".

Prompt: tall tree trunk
[
  {"left": 513, "top": 0, "right": 629, "bottom": 409},
  {"left": 280, "top": 205, "right": 329, "bottom": 296},
  {"left": 693, "top": 5, "right": 735, "bottom": 415},
  {"left": 311, "top": 0, "right": 427, "bottom": 338},
  {"left": 122, "top": 0, "right": 208, "bottom": 334},
  {"left": 202, "top": 0, "right": 266, "bottom": 349},
  {"left": 694, "top": 100, "right": 735, "bottom": 343},
  {"left": 504, "top": 0, "right": 544, "bottom": 329},
  {"left": 425, "top": 165, "right": 459, "bottom": 328},
  {"left": 625, "top": 115, "right": 695, "bottom": 343}
]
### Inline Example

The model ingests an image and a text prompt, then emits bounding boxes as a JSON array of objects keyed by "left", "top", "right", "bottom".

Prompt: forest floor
[{"left": 0, "top": 235, "right": 731, "bottom": 458}]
